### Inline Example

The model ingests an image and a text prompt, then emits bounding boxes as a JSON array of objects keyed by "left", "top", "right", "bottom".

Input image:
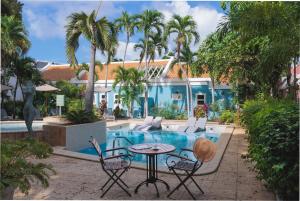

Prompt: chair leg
[
  {"left": 103, "top": 170, "right": 129, "bottom": 189},
  {"left": 101, "top": 169, "right": 131, "bottom": 198},
  {"left": 167, "top": 169, "right": 197, "bottom": 200},
  {"left": 185, "top": 170, "right": 204, "bottom": 194}
]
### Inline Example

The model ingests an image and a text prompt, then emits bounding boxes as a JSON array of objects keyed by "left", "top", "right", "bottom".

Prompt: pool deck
[{"left": 14, "top": 126, "right": 275, "bottom": 200}]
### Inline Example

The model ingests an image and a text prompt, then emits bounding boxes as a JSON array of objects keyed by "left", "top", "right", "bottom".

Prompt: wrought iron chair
[
  {"left": 89, "top": 137, "right": 132, "bottom": 197},
  {"left": 165, "top": 148, "right": 204, "bottom": 200}
]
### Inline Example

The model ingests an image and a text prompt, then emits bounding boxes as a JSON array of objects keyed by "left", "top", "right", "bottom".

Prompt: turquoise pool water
[{"left": 79, "top": 129, "right": 220, "bottom": 166}]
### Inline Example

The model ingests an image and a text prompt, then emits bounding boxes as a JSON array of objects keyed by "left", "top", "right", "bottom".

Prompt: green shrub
[
  {"left": 151, "top": 104, "right": 187, "bottom": 120},
  {"left": 0, "top": 139, "right": 55, "bottom": 196},
  {"left": 242, "top": 99, "right": 299, "bottom": 200},
  {"left": 193, "top": 105, "right": 205, "bottom": 119},
  {"left": 3, "top": 100, "right": 24, "bottom": 118},
  {"left": 219, "top": 110, "right": 234, "bottom": 124},
  {"left": 65, "top": 109, "right": 100, "bottom": 124}
]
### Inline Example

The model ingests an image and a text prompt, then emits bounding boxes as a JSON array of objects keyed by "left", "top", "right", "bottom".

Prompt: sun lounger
[
  {"left": 186, "top": 117, "right": 207, "bottom": 134},
  {"left": 151, "top": 116, "right": 162, "bottom": 130},
  {"left": 133, "top": 116, "right": 153, "bottom": 130},
  {"left": 177, "top": 117, "right": 196, "bottom": 132}
]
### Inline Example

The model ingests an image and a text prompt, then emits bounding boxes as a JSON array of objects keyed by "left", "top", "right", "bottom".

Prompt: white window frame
[{"left": 196, "top": 93, "right": 206, "bottom": 105}]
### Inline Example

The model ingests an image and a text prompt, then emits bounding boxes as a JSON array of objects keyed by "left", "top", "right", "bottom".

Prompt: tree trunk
[
  {"left": 84, "top": 44, "right": 96, "bottom": 113},
  {"left": 177, "top": 43, "right": 190, "bottom": 116},
  {"left": 211, "top": 77, "right": 215, "bottom": 103},
  {"left": 144, "top": 38, "right": 149, "bottom": 117},
  {"left": 2, "top": 186, "right": 15, "bottom": 200},
  {"left": 12, "top": 77, "right": 18, "bottom": 119},
  {"left": 105, "top": 62, "right": 109, "bottom": 102},
  {"left": 123, "top": 34, "right": 129, "bottom": 68}
]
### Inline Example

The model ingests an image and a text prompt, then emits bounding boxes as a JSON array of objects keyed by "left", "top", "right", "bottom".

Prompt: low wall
[
  {"left": 43, "top": 121, "right": 106, "bottom": 151},
  {"left": 1, "top": 130, "right": 45, "bottom": 141}
]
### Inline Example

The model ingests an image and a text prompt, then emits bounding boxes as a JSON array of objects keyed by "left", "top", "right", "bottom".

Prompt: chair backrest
[
  {"left": 89, "top": 137, "right": 103, "bottom": 162},
  {"left": 195, "top": 118, "right": 207, "bottom": 130},
  {"left": 144, "top": 116, "right": 153, "bottom": 125},
  {"left": 186, "top": 117, "right": 196, "bottom": 127}
]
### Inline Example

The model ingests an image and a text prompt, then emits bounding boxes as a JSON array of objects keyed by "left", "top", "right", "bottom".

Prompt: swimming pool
[
  {"left": 0, "top": 121, "right": 44, "bottom": 133},
  {"left": 79, "top": 128, "right": 220, "bottom": 166}
]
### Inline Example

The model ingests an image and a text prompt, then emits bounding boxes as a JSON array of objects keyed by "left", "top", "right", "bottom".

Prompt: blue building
[{"left": 41, "top": 57, "right": 234, "bottom": 119}]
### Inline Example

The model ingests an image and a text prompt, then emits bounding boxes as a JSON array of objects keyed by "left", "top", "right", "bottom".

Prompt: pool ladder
[{"left": 112, "top": 136, "right": 133, "bottom": 156}]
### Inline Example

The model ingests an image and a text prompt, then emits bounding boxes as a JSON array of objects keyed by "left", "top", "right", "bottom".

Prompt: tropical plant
[
  {"left": 0, "top": 138, "right": 55, "bottom": 199},
  {"left": 193, "top": 105, "right": 205, "bottom": 119},
  {"left": 112, "top": 66, "right": 129, "bottom": 106},
  {"left": 115, "top": 11, "right": 137, "bottom": 67},
  {"left": 65, "top": 109, "right": 100, "bottom": 124},
  {"left": 164, "top": 15, "right": 199, "bottom": 116},
  {"left": 1, "top": 15, "right": 30, "bottom": 76},
  {"left": 147, "top": 32, "right": 168, "bottom": 64},
  {"left": 241, "top": 98, "right": 299, "bottom": 200},
  {"left": 1, "top": 0, "right": 23, "bottom": 19},
  {"left": 136, "top": 9, "right": 164, "bottom": 117},
  {"left": 65, "top": 10, "right": 113, "bottom": 112},
  {"left": 113, "top": 67, "right": 145, "bottom": 117},
  {"left": 104, "top": 25, "right": 118, "bottom": 100},
  {"left": 8, "top": 57, "right": 42, "bottom": 118},
  {"left": 217, "top": 2, "right": 300, "bottom": 99},
  {"left": 219, "top": 110, "right": 234, "bottom": 124}
]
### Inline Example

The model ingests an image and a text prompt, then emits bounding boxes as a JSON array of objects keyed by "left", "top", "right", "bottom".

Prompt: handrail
[{"left": 112, "top": 136, "right": 133, "bottom": 156}]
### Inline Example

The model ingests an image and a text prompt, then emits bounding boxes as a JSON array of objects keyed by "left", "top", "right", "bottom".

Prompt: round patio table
[{"left": 128, "top": 143, "right": 176, "bottom": 197}]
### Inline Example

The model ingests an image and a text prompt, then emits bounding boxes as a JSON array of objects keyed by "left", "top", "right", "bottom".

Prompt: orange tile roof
[{"left": 41, "top": 60, "right": 228, "bottom": 82}]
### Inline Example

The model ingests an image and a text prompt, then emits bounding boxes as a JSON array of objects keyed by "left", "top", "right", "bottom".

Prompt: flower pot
[{"left": 1, "top": 186, "right": 15, "bottom": 200}]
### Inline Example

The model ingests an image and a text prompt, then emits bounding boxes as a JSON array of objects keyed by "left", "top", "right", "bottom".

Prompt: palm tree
[
  {"left": 65, "top": 10, "right": 112, "bottom": 112},
  {"left": 112, "top": 66, "right": 129, "bottom": 107},
  {"left": 147, "top": 32, "right": 168, "bottom": 64},
  {"left": 11, "top": 57, "right": 37, "bottom": 118},
  {"left": 164, "top": 15, "right": 199, "bottom": 116},
  {"left": 1, "top": 16, "right": 31, "bottom": 84},
  {"left": 115, "top": 11, "right": 137, "bottom": 67},
  {"left": 104, "top": 24, "right": 118, "bottom": 101},
  {"left": 134, "top": 38, "right": 147, "bottom": 67},
  {"left": 136, "top": 9, "right": 164, "bottom": 117},
  {"left": 125, "top": 68, "right": 145, "bottom": 117}
]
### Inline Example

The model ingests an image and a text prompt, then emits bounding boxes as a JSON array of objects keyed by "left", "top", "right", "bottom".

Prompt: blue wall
[{"left": 94, "top": 84, "right": 234, "bottom": 118}]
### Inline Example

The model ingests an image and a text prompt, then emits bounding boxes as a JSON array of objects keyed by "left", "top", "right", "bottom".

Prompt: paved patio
[{"left": 14, "top": 127, "right": 275, "bottom": 200}]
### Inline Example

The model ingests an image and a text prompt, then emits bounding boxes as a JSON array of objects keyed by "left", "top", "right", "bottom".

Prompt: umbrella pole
[{"left": 46, "top": 95, "right": 48, "bottom": 116}]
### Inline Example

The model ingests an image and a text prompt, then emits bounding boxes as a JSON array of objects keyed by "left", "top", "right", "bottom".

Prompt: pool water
[
  {"left": 79, "top": 129, "right": 219, "bottom": 167},
  {"left": 0, "top": 122, "right": 44, "bottom": 132}
]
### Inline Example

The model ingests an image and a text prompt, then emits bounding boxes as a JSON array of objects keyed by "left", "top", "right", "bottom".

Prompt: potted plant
[{"left": 0, "top": 138, "right": 55, "bottom": 199}]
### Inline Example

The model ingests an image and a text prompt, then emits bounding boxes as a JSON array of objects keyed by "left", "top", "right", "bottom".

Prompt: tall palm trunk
[
  {"left": 123, "top": 34, "right": 129, "bottom": 67},
  {"left": 144, "top": 37, "right": 149, "bottom": 117},
  {"left": 177, "top": 43, "right": 191, "bottom": 117},
  {"left": 105, "top": 62, "right": 109, "bottom": 102},
  {"left": 12, "top": 77, "right": 19, "bottom": 119},
  {"left": 85, "top": 43, "right": 96, "bottom": 112},
  {"left": 211, "top": 76, "right": 215, "bottom": 103}
]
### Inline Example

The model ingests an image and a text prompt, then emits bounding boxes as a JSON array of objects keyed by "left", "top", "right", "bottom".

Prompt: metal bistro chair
[
  {"left": 165, "top": 138, "right": 217, "bottom": 200},
  {"left": 89, "top": 137, "right": 132, "bottom": 197}
]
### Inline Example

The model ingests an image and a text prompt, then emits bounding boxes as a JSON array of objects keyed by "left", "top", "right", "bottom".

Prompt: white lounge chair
[
  {"left": 133, "top": 116, "right": 153, "bottom": 131},
  {"left": 186, "top": 117, "right": 207, "bottom": 134},
  {"left": 177, "top": 117, "right": 196, "bottom": 132},
  {"left": 151, "top": 116, "right": 162, "bottom": 130}
]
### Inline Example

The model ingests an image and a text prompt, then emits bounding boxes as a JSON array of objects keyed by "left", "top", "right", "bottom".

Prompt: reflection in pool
[{"left": 79, "top": 129, "right": 219, "bottom": 166}]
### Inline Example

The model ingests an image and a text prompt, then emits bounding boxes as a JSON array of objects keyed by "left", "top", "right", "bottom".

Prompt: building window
[
  {"left": 171, "top": 92, "right": 182, "bottom": 100},
  {"left": 196, "top": 94, "right": 205, "bottom": 105}
]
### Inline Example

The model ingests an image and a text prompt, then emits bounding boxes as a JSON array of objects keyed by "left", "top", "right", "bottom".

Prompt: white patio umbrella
[
  {"left": 94, "top": 86, "right": 112, "bottom": 93},
  {"left": 36, "top": 84, "right": 60, "bottom": 92},
  {"left": 1, "top": 84, "right": 12, "bottom": 92},
  {"left": 36, "top": 84, "right": 60, "bottom": 114}
]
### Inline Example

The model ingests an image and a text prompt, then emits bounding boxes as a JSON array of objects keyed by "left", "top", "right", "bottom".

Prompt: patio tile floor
[{"left": 14, "top": 127, "right": 275, "bottom": 200}]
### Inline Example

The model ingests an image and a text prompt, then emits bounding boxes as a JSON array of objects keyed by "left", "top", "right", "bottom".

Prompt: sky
[{"left": 21, "top": 0, "right": 225, "bottom": 64}]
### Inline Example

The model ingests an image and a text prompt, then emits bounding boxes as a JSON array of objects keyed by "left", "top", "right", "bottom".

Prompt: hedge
[{"left": 241, "top": 98, "right": 299, "bottom": 200}]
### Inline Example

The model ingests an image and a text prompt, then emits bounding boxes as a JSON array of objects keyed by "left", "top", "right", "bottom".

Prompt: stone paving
[{"left": 14, "top": 127, "right": 275, "bottom": 200}]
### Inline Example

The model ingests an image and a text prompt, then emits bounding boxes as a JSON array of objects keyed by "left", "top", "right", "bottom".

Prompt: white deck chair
[
  {"left": 186, "top": 117, "right": 207, "bottom": 134},
  {"left": 152, "top": 116, "right": 162, "bottom": 129},
  {"left": 177, "top": 117, "right": 196, "bottom": 132},
  {"left": 134, "top": 116, "right": 154, "bottom": 130}
]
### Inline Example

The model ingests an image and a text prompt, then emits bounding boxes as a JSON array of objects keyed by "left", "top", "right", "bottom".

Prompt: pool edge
[{"left": 52, "top": 124, "right": 235, "bottom": 176}]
